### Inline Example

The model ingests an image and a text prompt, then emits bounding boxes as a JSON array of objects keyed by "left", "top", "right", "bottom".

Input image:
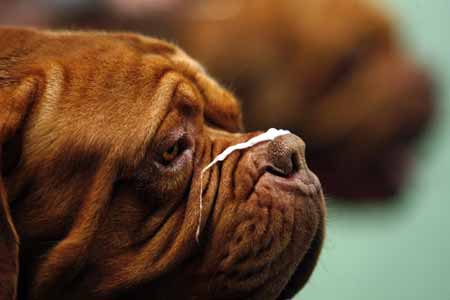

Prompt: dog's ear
[{"left": 0, "top": 27, "right": 39, "bottom": 300}]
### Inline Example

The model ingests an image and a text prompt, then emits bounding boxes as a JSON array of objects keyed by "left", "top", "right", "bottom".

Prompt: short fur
[{"left": 0, "top": 28, "right": 325, "bottom": 300}]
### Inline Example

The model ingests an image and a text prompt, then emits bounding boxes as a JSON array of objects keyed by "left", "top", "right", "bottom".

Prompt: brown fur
[{"left": 0, "top": 28, "right": 325, "bottom": 300}]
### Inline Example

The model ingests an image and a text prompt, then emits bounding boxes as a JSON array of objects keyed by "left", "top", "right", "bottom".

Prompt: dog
[
  {"left": 0, "top": 28, "right": 325, "bottom": 300},
  {"left": 167, "top": 0, "right": 435, "bottom": 199}
]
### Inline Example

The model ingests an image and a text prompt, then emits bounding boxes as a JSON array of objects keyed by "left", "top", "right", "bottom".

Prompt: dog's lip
[
  {"left": 254, "top": 170, "right": 325, "bottom": 299},
  {"left": 205, "top": 166, "right": 325, "bottom": 298},
  {"left": 277, "top": 220, "right": 324, "bottom": 300},
  {"left": 219, "top": 168, "right": 324, "bottom": 298}
]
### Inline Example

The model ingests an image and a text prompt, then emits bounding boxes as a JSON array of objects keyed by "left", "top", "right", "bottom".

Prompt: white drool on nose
[{"left": 196, "top": 128, "right": 291, "bottom": 242}]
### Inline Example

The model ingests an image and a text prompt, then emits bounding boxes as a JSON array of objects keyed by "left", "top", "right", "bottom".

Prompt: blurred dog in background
[{"left": 168, "top": 0, "right": 435, "bottom": 200}]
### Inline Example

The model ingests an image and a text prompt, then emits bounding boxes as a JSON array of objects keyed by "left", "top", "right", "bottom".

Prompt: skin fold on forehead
[{"left": 1, "top": 28, "right": 242, "bottom": 166}]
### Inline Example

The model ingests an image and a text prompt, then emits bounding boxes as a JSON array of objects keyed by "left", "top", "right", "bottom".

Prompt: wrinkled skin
[{"left": 0, "top": 28, "right": 325, "bottom": 300}]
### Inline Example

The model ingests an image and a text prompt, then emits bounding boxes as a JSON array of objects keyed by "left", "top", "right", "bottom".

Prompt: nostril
[
  {"left": 291, "top": 152, "right": 300, "bottom": 174},
  {"left": 266, "top": 165, "right": 289, "bottom": 177},
  {"left": 267, "top": 152, "right": 299, "bottom": 178}
]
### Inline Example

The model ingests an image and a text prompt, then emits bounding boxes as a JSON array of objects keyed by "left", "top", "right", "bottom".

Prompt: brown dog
[
  {"left": 168, "top": 0, "right": 435, "bottom": 199},
  {"left": 0, "top": 28, "right": 325, "bottom": 300}
]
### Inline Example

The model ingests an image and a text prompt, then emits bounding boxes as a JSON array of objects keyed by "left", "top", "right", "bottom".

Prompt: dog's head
[
  {"left": 0, "top": 28, "right": 325, "bottom": 300},
  {"left": 176, "top": 0, "right": 435, "bottom": 199}
]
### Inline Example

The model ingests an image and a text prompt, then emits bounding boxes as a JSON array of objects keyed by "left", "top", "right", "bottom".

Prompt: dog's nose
[{"left": 267, "top": 134, "right": 307, "bottom": 177}]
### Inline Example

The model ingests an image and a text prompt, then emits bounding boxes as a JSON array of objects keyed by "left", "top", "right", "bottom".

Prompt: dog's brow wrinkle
[{"left": 39, "top": 63, "right": 64, "bottom": 120}]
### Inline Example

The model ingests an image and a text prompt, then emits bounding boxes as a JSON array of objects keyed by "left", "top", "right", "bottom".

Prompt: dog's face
[
  {"left": 0, "top": 28, "right": 325, "bottom": 300},
  {"left": 175, "top": 0, "right": 434, "bottom": 199}
]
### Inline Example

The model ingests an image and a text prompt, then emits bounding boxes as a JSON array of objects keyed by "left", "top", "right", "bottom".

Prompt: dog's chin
[{"left": 202, "top": 171, "right": 324, "bottom": 300}]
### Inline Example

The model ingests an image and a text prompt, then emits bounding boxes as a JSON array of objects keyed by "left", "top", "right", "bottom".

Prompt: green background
[{"left": 300, "top": 1, "right": 450, "bottom": 299}]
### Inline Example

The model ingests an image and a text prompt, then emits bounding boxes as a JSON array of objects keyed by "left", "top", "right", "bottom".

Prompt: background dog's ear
[{"left": 0, "top": 27, "right": 39, "bottom": 300}]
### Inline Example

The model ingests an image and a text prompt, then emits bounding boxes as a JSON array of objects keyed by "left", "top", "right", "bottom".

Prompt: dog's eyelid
[
  {"left": 153, "top": 126, "right": 193, "bottom": 163},
  {"left": 174, "top": 82, "right": 203, "bottom": 118},
  {"left": 176, "top": 95, "right": 202, "bottom": 118}
]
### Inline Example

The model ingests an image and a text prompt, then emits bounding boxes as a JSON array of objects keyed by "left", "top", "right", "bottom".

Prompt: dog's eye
[
  {"left": 157, "top": 133, "right": 193, "bottom": 167},
  {"left": 162, "top": 141, "right": 180, "bottom": 164}
]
